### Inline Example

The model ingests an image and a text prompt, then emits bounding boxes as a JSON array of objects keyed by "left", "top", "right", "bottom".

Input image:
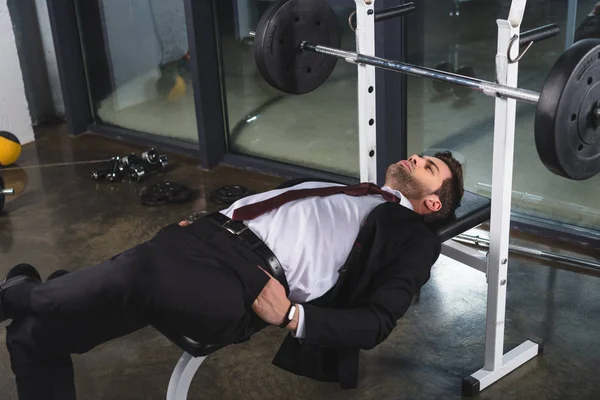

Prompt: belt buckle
[{"left": 223, "top": 220, "right": 249, "bottom": 236}]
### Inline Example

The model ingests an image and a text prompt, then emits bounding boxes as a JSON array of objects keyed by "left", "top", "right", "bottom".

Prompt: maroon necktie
[{"left": 231, "top": 182, "right": 400, "bottom": 221}]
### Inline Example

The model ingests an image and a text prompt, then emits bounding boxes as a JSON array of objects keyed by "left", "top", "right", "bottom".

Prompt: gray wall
[
  {"left": 7, "top": 0, "right": 64, "bottom": 125},
  {"left": 35, "top": 0, "right": 64, "bottom": 118},
  {"left": 0, "top": 0, "right": 34, "bottom": 143}
]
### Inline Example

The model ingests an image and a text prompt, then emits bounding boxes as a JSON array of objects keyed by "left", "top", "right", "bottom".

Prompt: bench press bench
[{"left": 159, "top": 189, "right": 492, "bottom": 400}]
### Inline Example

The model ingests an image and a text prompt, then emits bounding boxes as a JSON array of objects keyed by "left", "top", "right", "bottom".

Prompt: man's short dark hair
[{"left": 430, "top": 151, "right": 465, "bottom": 221}]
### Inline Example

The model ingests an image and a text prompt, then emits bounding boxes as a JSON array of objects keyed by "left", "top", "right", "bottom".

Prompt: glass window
[
  {"left": 80, "top": 0, "right": 198, "bottom": 142},
  {"left": 216, "top": 0, "right": 359, "bottom": 177},
  {"left": 407, "top": 0, "right": 600, "bottom": 231}
]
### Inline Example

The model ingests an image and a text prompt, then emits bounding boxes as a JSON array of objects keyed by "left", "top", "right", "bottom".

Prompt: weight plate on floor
[
  {"left": 254, "top": 0, "right": 341, "bottom": 94},
  {"left": 432, "top": 61, "right": 455, "bottom": 94},
  {"left": 454, "top": 66, "right": 475, "bottom": 98},
  {"left": 211, "top": 185, "right": 251, "bottom": 205},
  {"left": 140, "top": 182, "right": 194, "bottom": 206},
  {"left": 535, "top": 38, "right": 600, "bottom": 180}
]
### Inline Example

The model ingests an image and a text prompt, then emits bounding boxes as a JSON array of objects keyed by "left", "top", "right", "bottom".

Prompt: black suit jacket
[{"left": 270, "top": 181, "right": 441, "bottom": 389}]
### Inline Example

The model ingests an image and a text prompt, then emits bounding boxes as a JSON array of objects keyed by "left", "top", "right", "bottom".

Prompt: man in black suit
[{"left": 0, "top": 151, "right": 463, "bottom": 399}]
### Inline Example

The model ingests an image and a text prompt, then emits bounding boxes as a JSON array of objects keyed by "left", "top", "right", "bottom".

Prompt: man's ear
[{"left": 424, "top": 194, "right": 442, "bottom": 213}]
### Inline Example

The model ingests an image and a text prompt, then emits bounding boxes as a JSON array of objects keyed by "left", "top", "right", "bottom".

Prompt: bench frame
[
  {"left": 166, "top": 354, "right": 207, "bottom": 400},
  {"left": 165, "top": 0, "right": 541, "bottom": 398}
]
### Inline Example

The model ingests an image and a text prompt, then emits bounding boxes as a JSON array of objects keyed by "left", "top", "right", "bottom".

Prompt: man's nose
[{"left": 409, "top": 154, "right": 421, "bottom": 166}]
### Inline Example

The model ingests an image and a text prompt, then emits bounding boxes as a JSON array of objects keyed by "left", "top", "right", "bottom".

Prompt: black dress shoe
[
  {"left": 4, "top": 263, "right": 42, "bottom": 282},
  {"left": 47, "top": 270, "right": 70, "bottom": 281},
  {"left": 0, "top": 264, "right": 42, "bottom": 323}
]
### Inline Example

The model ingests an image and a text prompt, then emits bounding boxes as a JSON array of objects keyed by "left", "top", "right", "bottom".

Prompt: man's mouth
[{"left": 401, "top": 160, "right": 412, "bottom": 171}]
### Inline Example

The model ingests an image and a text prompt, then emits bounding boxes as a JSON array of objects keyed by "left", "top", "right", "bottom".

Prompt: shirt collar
[{"left": 369, "top": 180, "right": 415, "bottom": 211}]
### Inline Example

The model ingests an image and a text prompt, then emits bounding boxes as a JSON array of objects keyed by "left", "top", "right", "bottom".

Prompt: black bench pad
[
  {"left": 154, "top": 325, "right": 247, "bottom": 358},
  {"left": 428, "top": 190, "right": 491, "bottom": 242}
]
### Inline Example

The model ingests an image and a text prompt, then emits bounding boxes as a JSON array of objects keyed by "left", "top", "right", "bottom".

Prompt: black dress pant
[{"left": 3, "top": 220, "right": 271, "bottom": 400}]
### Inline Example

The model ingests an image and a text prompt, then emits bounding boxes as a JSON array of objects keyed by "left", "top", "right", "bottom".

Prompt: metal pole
[
  {"left": 1, "top": 189, "right": 14, "bottom": 195},
  {"left": 354, "top": 0, "right": 377, "bottom": 183},
  {"left": 483, "top": 16, "right": 520, "bottom": 373},
  {"left": 455, "top": 234, "right": 600, "bottom": 271},
  {"left": 301, "top": 42, "right": 540, "bottom": 104}
]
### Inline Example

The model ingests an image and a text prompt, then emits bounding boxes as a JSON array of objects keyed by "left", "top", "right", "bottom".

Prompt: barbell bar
[
  {"left": 249, "top": 25, "right": 561, "bottom": 104},
  {"left": 298, "top": 23, "right": 559, "bottom": 103},
  {"left": 0, "top": 174, "right": 13, "bottom": 214},
  {"left": 299, "top": 42, "right": 540, "bottom": 104},
  {"left": 251, "top": 0, "right": 600, "bottom": 181}
]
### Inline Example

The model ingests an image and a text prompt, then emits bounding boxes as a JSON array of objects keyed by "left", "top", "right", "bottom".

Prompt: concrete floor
[{"left": 1, "top": 125, "right": 600, "bottom": 399}]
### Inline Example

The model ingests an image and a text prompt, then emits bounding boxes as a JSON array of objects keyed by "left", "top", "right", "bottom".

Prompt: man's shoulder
[
  {"left": 365, "top": 202, "right": 439, "bottom": 242},
  {"left": 367, "top": 201, "right": 421, "bottom": 221}
]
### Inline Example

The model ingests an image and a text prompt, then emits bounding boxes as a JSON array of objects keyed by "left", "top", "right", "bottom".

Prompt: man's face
[{"left": 385, "top": 154, "right": 452, "bottom": 214}]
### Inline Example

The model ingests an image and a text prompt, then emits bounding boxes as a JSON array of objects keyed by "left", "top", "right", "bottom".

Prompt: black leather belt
[{"left": 204, "top": 212, "right": 289, "bottom": 293}]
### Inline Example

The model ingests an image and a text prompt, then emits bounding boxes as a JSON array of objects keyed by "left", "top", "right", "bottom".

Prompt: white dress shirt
[{"left": 219, "top": 181, "right": 413, "bottom": 338}]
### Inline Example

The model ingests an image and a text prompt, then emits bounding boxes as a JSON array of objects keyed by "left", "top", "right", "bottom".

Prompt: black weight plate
[
  {"left": 535, "top": 38, "right": 600, "bottom": 180},
  {"left": 454, "top": 66, "right": 475, "bottom": 98},
  {"left": 432, "top": 62, "right": 455, "bottom": 94},
  {"left": 254, "top": 1, "right": 283, "bottom": 91},
  {"left": 210, "top": 185, "right": 251, "bottom": 205},
  {"left": 141, "top": 182, "right": 194, "bottom": 206},
  {"left": 0, "top": 174, "right": 5, "bottom": 213},
  {"left": 254, "top": 0, "right": 341, "bottom": 94}
]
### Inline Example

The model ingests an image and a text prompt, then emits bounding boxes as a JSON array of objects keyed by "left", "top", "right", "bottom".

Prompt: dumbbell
[
  {"left": 432, "top": 62, "right": 476, "bottom": 98},
  {"left": 96, "top": 152, "right": 152, "bottom": 181},
  {"left": 91, "top": 156, "right": 126, "bottom": 182},
  {"left": 91, "top": 148, "right": 169, "bottom": 183},
  {"left": 0, "top": 174, "right": 15, "bottom": 214},
  {"left": 129, "top": 150, "right": 169, "bottom": 182}
]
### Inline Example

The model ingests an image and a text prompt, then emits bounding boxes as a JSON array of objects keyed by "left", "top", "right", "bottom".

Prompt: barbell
[
  {"left": 252, "top": 0, "right": 600, "bottom": 181},
  {"left": 0, "top": 174, "right": 15, "bottom": 214}
]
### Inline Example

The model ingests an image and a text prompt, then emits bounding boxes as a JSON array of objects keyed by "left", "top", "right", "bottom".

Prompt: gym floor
[{"left": 1, "top": 124, "right": 600, "bottom": 399}]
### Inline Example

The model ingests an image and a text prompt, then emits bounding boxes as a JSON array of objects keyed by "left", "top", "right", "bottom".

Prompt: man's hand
[
  {"left": 178, "top": 220, "right": 191, "bottom": 227},
  {"left": 253, "top": 267, "right": 298, "bottom": 331}
]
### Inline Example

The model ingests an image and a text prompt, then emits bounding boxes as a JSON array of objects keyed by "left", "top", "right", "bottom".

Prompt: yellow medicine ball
[
  {"left": 0, "top": 131, "right": 22, "bottom": 166},
  {"left": 167, "top": 75, "right": 187, "bottom": 102}
]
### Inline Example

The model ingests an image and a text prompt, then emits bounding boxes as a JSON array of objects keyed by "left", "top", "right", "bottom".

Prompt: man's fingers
[
  {"left": 256, "top": 265, "right": 274, "bottom": 279},
  {"left": 179, "top": 220, "right": 191, "bottom": 227}
]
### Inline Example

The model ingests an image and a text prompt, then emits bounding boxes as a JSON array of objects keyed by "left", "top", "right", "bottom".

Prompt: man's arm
[
  {"left": 253, "top": 235, "right": 439, "bottom": 349},
  {"left": 298, "top": 237, "right": 438, "bottom": 349}
]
